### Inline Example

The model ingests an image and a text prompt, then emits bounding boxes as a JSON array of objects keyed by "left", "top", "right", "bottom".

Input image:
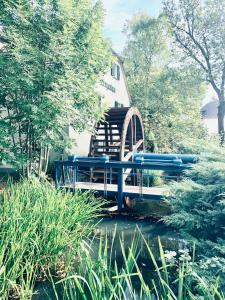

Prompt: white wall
[
  {"left": 96, "top": 60, "right": 130, "bottom": 108},
  {"left": 202, "top": 118, "right": 219, "bottom": 135},
  {"left": 67, "top": 127, "right": 92, "bottom": 157}
]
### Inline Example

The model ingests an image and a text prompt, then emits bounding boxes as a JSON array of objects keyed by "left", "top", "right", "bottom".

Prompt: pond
[
  {"left": 92, "top": 214, "right": 181, "bottom": 259},
  {"left": 33, "top": 215, "right": 184, "bottom": 299}
]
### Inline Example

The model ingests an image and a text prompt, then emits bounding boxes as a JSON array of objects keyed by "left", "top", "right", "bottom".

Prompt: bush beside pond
[{"left": 164, "top": 141, "right": 225, "bottom": 285}]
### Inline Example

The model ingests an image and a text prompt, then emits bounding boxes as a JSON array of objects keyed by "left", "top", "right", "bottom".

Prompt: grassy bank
[{"left": 0, "top": 179, "right": 104, "bottom": 299}]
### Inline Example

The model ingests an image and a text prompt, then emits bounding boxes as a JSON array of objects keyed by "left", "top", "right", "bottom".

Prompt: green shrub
[
  {"left": 143, "top": 170, "right": 164, "bottom": 187},
  {"left": 164, "top": 141, "right": 225, "bottom": 284},
  {"left": 0, "top": 178, "right": 104, "bottom": 299}
]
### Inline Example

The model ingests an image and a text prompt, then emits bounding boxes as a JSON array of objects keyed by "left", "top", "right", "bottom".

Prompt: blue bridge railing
[{"left": 55, "top": 153, "right": 197, "bottom": 211}]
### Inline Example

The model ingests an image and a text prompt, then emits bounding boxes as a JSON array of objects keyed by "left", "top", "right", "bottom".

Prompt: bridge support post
[
  {"left": 72, "top": 164, "right": 78, "bottom": 192},
  {"left": 117, "top": 168, "right": 124, "bottom": 211},
  {"left": 55, "top": 162, "right": 60, "bottom": 189}
]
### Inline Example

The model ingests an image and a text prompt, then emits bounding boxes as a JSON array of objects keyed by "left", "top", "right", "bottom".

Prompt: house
[
  {"left": 200, "top": 87, "right": 224, "bottom": 135},
  {"left": 67, "top": 51, "right": 131, "bottom": 156},
  {"left": 201, "top": 100, "right": 219, "bottom": 134}
]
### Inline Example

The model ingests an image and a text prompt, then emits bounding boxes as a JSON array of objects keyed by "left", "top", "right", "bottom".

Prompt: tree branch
[
  {"left": 173, "top": 23, "right": 221, "bottom": 95},
  {"left": 174, "top": 32, "right": 207, "bottom": 72}
]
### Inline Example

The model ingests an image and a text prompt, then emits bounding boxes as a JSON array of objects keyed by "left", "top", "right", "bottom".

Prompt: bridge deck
[{"left": 64, "top": 182, "right": 167, "bottom": 200}]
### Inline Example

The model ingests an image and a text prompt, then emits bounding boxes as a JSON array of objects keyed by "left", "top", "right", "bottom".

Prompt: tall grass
[
  {"left": 56, "top": 231, "right": 225, "bottom": 300},
  {"left": 0, "top": 178, "right": 104, "bottom": 299}
]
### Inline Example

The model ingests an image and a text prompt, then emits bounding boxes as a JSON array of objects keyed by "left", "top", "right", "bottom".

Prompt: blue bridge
[{"left": 55, "top": 153, "right": 198, "bottom": 211}]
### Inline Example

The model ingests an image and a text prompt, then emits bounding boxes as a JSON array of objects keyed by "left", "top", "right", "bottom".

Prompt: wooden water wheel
[{"left": 89, "top": 107, "right": 144, "bottom": 161}]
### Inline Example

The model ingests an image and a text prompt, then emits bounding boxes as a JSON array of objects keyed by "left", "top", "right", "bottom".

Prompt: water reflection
[{"left": 92, "top": 215, "right": 182, "bottom": 260}]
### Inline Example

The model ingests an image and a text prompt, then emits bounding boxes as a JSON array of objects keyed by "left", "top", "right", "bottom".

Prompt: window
[
  {"left": 111, "top": 63, "right": 120, "bottom": 80},
  {"left": 201, "top": 110, "right": 207, "bottom": 118},
  {"left": 115, "top": 101, "right": 119, "bottom": 108},
  {"left": 114, "top": 101, "right": 124, "bottom": 108},
  {"left": 111, "top": 64, "right": 116, "bottom": 77}
]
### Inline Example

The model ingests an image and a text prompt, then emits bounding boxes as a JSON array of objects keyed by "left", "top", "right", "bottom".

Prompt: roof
[
  {"left": 201, "top": 100, "right": 218, "bottom": 119},
  {"left": 112, "top": 49, "right": 125, "bottom": 63}
]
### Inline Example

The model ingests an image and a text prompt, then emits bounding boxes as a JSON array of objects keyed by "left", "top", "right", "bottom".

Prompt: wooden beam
[
  {"left": 123, "top": 139, "right": 143, "bottom": 161},
  {"left": 123, "top": 139, "right": 144, "bottom": 182}
]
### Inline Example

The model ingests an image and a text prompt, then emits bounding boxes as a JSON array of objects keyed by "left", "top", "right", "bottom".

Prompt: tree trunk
[
  {"left": 38, "top": 145, "right": 50, "bottom": 178},
  {"left": 217, "top": 95, "right": 225, "bottom": 144}
]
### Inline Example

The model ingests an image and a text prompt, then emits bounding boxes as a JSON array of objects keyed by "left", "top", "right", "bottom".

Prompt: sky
[{"left": 102, "top": 0, "right": 163, "bottom": 53}]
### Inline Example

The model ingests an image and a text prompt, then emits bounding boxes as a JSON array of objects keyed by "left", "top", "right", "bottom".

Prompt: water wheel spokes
[
  {"left": 89, "top": 107, "right": 144, "bottom": 160},
  {"left": 89, "top": 107, "right": 144, "bottom": 183}
]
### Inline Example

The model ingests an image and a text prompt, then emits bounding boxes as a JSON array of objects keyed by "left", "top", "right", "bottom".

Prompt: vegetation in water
[
  {"left": 0, "top": 178, "right": 223, "bottom": 299},
  {"left": 49, "top": 232, "right": 224, "bottom": 300},
  {"left": 164, "top": 140, "right": 225, "bottom": 285},
  {"left": 0, "top": 179, "right": 104, "bottom": 299}
]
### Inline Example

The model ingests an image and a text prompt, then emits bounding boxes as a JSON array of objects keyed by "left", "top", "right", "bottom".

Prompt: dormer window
[{"left": 111, "top": 63, "right": 120, "bottom": 80}]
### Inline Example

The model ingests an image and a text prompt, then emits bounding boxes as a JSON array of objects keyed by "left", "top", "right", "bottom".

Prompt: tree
[
  {"left": 123, "top": 14, "right": 205, "bottom": 152},
  {"left": 0, "top": 0, "right": 110, "bottom": 176},
  {"left": 164, "top": 0, "right": 225, "bottom": 141}
]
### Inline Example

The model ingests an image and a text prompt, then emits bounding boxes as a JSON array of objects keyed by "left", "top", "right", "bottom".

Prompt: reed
[
  {"left": 0, "top": 178, "right": 104, "bottom": 299},
  {"left": 57, "top": 231, "right": 225, "bottom": 300}
]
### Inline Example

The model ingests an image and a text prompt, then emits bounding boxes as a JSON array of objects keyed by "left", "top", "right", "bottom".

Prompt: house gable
[{"left": 96, "top": 51, "right": 131, "bottom": 108}]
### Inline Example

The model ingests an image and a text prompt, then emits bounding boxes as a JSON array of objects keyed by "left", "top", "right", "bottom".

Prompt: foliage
[
  {"left": 164, "top": 141, "right": 225, "bottom": 283},
  {"left": 143, "top": 170, "right": 164, "bottom": 187},
  {"left": 174, "top": 136, "right": 222, "bottom": 154},
  {"left": 0, "top": 179, "right": 104, "bottom": 299},
  {"left": 123, "top": 14, "right": 205, "bottom": 152},
  {"left": 0, "top": 0, "right": 111, "bottom": 175},
  {"left": 163, "top": 0, "right": 225, "bottom": 138},
  {"left": 53, "top": 234, "right": 224, "bottom": 300}
]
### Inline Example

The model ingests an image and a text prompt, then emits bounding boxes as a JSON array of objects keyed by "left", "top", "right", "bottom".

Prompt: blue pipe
[
  {"left": 68, "top": 154, "right": 110, "bottom": 162},
  {"left": 133, "top": 153, "right": 198, "bottom": 164},
  {"left": 134, "top": 157, "right": 183, "bottom": 165}
]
